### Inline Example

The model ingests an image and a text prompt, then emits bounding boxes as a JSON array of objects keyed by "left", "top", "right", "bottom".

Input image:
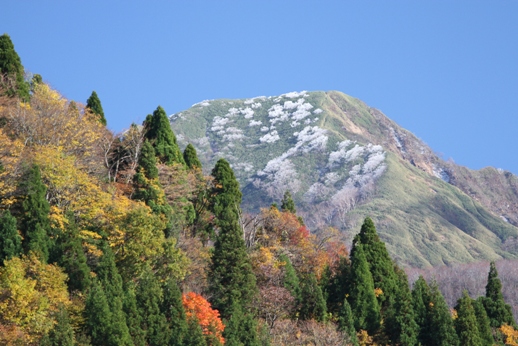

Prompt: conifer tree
[
  {"left": 223, "top": 302, "right": 260, "bottom": 346},
  {"left": 454, "top": 291, "right": 482, "bottom": 346},
  {"left": 84, "top": 280, "right": 113, "bottom": 346},
  {"left": 299, "top": 273, "right": 327, "bottom": 322},
  {"left": 0, "top": 33, "right": 30, "bottom": 101},
  {"left": 280, "top": 254, "right": 301, "bottom": 302},
  {"left": 427, "top": 281, "right": 459, "bottom": 346},
  {"left": 209, "top": 159, "right": 257, "bottom": 319},
  {"left": 482, "top": 261, "right": 516, "bottom": 328},
  {"left": 324, "top": 255, "right": 350, "bottom": 314},
  {"left": 123, "top": 282, "right": 146, "bottom": 346},
  {"left": 338, "top": 298, "right": 359, "bottom": 346},
  {"left": 42, "top": 305, "right": 75, "bottom": 346},
  {"left": 137, "top": 266, "right": 170, "bottom": 346},
  {"left": 20, "top": 164, "right": 51, "bottom": 262},
  {"left": 0, "top": 210, "right": 22, "bottom": 262},
  {"left": 412, "top": 276, "right": 430, "bottom": 340},
  {"left": 138, "top": 140, "right": 159, "bottom": 180},
  {"left": 183, "top": 143, "right": 202, "bottom": 170},
  {"left": 144, "top": 106, "right": 185, "bottom": 165},
  {"left": 348, "top": 243, "right": 380, "bottom": 334},
  {"left": 86, "top": 90, "right": 107, "bottom": 125},
  {"left": 160, "top": 278, "right": 187, "bottom": 346},
  {"left": 184, "top": 315, "right": 207, "bottom": 346},
  {"left": 473, "top": 297, "right": 494, "bottom": 346},
  {"left": 280, "top": 190, "right": 296, "bottom": 214}
]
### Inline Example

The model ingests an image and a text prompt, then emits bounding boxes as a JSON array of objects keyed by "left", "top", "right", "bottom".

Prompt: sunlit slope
[{"left": 170, "top": 90, "right": 518, "bottom": 267}]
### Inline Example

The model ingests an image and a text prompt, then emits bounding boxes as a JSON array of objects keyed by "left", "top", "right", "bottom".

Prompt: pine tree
[
  {"left": 160, "top": 278, "right": 187, "bottom": 346},
  {"left": 84, "top": 280, "right": 113, "bottom": 346},
  {"left": 0, "top": 34, "right": 30, "bottom": 101},
  {"left": 184, "top": 315, "right": 207, "bottom": 346},
  {"left": 183, "top": 143, "right": 202, "bottom": 170},
  {"left": 482, "top": 261, "right": 516, "bottom": 328},
  {"left": 123, "top": 282, "right": 146, "bottom": 346},
  {"left": 144, "top": 106, "right": 185, "bottom": 165},
  {"left": 138, "top": 140, "right": 158, "bottom": 180},
  {"left": 223, "top": 302, "right": 260, "bottom": 346},
  {"left": 86, "top": 91, "right": 107, "bottom": 125},
  {"left": 137, "top": 266, "right": 170, "bottom": 346},
  {"left": 42, "top": 305, "right": 75, "bottom": 346},
  {"left": 299, "top": 273, "right": 327, "bottom": 322},
  {"left": 348, "top": 243, "right": 380, "bottom": 334},
  {"left": 473, "top": 297, "right": 494, "bottom": 346},
  {"left": 20, "top": 164, "right": 51, "bottom": 262},
  {"left": 0, "top": 210, "right": 22, "bottom": 262},
  {"left": 280, "top": 190, "right": 296, "bottom": 214},
  {"left": 338, "top": 298, "right": 359, "bottom": 346},
  {"left": 427, "top": 281, "right": 459, "bottom": 346},
  {"left": 324, "top": 255, "right": 350, "bottom": 314},
  {"left": 454, "top": 291, "right": 482, "bottom": 346},
  {"left": 280, "top": 254, "right": 301, "bottom": 302},
  {"left": 209, "top": 159, "right": 257, "bottom": 319},
  {"left": 412, "top": 276, "right": 430, "bottom": 341}
]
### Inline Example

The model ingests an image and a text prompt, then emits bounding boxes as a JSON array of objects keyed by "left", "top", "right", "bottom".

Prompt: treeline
[{"left": 1, "top": 33, "right": 518, "bottom": 346}]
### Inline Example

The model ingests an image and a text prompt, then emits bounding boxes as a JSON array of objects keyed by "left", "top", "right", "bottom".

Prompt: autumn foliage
[{"left": 182, "top": 292, "right": 225, "bottom": 345}]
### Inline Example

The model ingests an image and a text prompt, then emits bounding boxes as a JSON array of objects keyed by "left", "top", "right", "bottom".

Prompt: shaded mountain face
[{"left": 170, "top": 91, "right": 518, "bottom": 268}]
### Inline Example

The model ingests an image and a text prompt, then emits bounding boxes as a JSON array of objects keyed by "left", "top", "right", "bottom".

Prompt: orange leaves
[
  {"left": 501, "top": 324, "right": 518, "bottom": 345},
  {"left": 182, "top": 292, "right": 225, "bottom": 345}
]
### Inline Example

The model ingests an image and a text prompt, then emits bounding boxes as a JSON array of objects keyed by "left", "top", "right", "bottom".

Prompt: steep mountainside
[{"left": 170, "top": 91, "right": 518, "bottom": 267}]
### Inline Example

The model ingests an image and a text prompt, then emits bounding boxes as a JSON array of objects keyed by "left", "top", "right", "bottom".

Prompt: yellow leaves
[
  {"left": 374, "top": 287, "right": 383, "bottom": 297},
  {"left": 451, "top": 308, "right": 458, "bottom": 319},
  {"left": 501, "top": 324, "right": 518, "bottom": 345},
  {"left": 357, "top": 329, "right": 376, "bottom": 346},
  {"left": 0, "top": 128, "right": 24, "bottom": 208}
]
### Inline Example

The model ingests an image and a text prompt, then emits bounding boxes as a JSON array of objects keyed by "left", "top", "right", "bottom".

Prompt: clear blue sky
[{"left": 4, "top": 1, "right": 518, "bottom": 174}]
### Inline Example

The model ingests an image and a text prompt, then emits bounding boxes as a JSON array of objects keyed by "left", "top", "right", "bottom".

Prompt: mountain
[{"left": 169, "top": 90, "right": 518, "bottom": 268}]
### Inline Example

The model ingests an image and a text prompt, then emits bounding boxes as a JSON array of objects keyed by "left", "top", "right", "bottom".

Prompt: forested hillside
[{"left": 1, "top": 33, "right": 518, "bottom": 345}]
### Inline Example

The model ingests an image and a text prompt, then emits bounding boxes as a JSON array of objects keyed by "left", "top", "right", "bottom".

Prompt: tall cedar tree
[
  {"left": 86, "top": 91, "right": 107, "bottom": 125},
  {"left": 184, "top": 315, "right": 207, "bottom": 346},
  {"left": 280, "top": 190, "right": 296, "bottom": 214},
  {"left": 223, "top": 302, "right": 260, "bottom": 346},
  {"left": 348, "top": 243, "right": 380, "bottom": 334},
  {"left": 183, "top": 143, "right": 202, "bottom": 170},
  {"left": 84, "top": 279, "right": 113, "bottom": 346},
  {"left": 473, "top": 297, "right": 494, "bottom": 346},
  {"left": 0, "top": 210, "right": 22, "bottom": 262},
  {"left": 482, "top": 261, "right": 516, "bottom": 328},
  {"left": 95, "top": 244, "right": 132, "bottom": 346},
  {"left": 160, "top": 278, "right": 187, "bottom": 346},
  {"left": 21, "top": 164, "right": 51, "bottom": 262},
  {"left": 144, "top": 106, "right": 185, "bottom": 165},
  {"left": 123, "top": 282, "right": 146, "bottom": 346},
  {"left": 280, "top": 254, "right": 301, "bottom": 302},
  {"left": 41, "top": 305, "right": 75, "bottom": 346},
  {"left": 0, "top": 34, "right": 29, "bottom": 101},
  {"left": 427, "top": 281, "right": 459, "bottom": 346},
  {"left": 137, "top": 139, "right": 158, "bottom": 180},
  {"left": 54, "top": 213, "right": 90, "bottom": 292},
  {"left": 338, "top": 298, "right": 359, "bottom": 346},
  {"left": 412, "top": 276, "right": 431, "bottom": 343},
  {"left": 454, "top": 291, "right": 482, "bottom": 346},
  {"left": 299, "top": 273, "right": 327, "bottom": 322},
  {"left": 324, "top": 255, "right": 350, "bottom": 314},
  {"left": 209, "top": 159, "right": 257, "bottom": 318},
  {"left": 137, "top": 266, "right": 171, "bottom": 346}
]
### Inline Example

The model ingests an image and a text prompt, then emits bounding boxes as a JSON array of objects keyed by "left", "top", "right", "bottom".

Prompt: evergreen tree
[
  {"left": 137, "top": 267, "right": 170, "bottom": 346},
  {"left": 86, "top": 90, "right": 107, "bottom": 125},
  {"left": 123, "top": 282, "right": 146, "bottom": 346},
  {"left": 299, "top": 273, "right": 327, "bottom": 322},
  {"left": 20, "top": 164, "right": 51, "bottom": 262},
  {"left": 138, "top": 140, "right": 158, "bottom": 180},
  {"left": 338, "top": 298, "right": 359, "bottom": 346},
  {"left": 42, "top": 305, "right": 75, "bottom": 346},
  {"left": 160, "top": 278, "right": 187, "bottom": 346},
  {"left": 0, "top": 210, "right": 22, "bottom": 262},
  {"left": 280, "top": 190, "right": 296, "bottom": 214},
  {"left": 454, "top": 291, "right": 482, "bottom": 346},
  {"left": 84, "top": 280, "right": 113, "bottom": 346},
  {"left": 482, "top": 261, "right": 516, "bottom": 328},
  {"left": 0, "top": 34, "right": 29, "bottom": 101},
  {"left": 209, "top": 159, "right": 257, "bottom": 319},
  {"left": 324, "top": 255, "right": 350, "bottom": 314},
  {"left": 473, "top": 297, "right": 494, "bottom": 346},
  {"left": 144, "top": 106, "right": 185, "bottom": 165},
  {"left": 183, "top": 143, "right": 202, "bottom": 170},
  {"left": 411, "top": 275, "right": 430, "bottom": 341},
  {"left": 184, "top": 315, "right": 207, "bottom": 346},
  {"left": 280, "top": 254, "right": 301, "bottom": 302},
  {"left": 95, "top": 244, "right": 132, "bottom": 346},
  {"left": 348, "top": 243, "right": 380, "bottom": 334},
  {"left": 223, "top": 302, "right": 260, "bottom": 346},
  {"left": 427, "top": 281, "right": 459, "bottom": 346}
]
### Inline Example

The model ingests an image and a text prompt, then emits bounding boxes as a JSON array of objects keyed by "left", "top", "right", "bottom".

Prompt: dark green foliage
[
  {"left": 184, "top": 316, "right": 207, "bottom": 346},
  {"left": 20, "top": 164, "right": 51, "bottom": 262},
  {"left": 223, "top": 303, "right": 260, "bottom": 346},
  {"left": 280, "top": 190, "right": 296, "bottom": 214},
  {"left": 426, "top": 281, "right": 459, "bottom": 346},
  {"left": 160, "top": 278, "right": 187, "bottom": 346},
  {"left": 137, "top": 267, "right": 170, "bottom": 346},
  {"left": 411, "top": 276, "right": 429, "bottom": 337},
  {"left": 0, "top": 34, "right": 29, "bottom": 101},
  {"left": 144, "top": 106, "right": 185, "bottom": 165},
  {"left": 42, "top": 305, "right": 75, "bottom": 346},
  {"left": 473, "top": 297, "right": 494, "bottom": 346},
  {"left": 86, "top": 91, "right": 107, "bottom": 125},
  {"left": 338, "top": 298, "right": 359, "bottom": 346},
  {"left": 0, "top": 210, "right": 22, "bottom": 262},
  {"left": 84, "top": 280, "right": 113, "bottom": 346},
  {"left": 138, "top": 140, "right": 158, "bottom": 180},
  {"left": 323, "top": 256, "right": 350, "bottom": 314},
  {"left": 299, "top": 273, "right": 327, "bottom": 322},
  {"left": 482, "top": 261, "right": 516, "bottom": 328},
  {"left": 209, "top": 159, "right": 257, "bottom": 319},
  {"left": 54, "top": 213, "right": 90, "bottom": 292},
  {"left": 95, "top": 244, "right": 132, "bottom": 346},
  {"left": 123, "top": 283, "right": 146, "bottom": 346},
  {"left": 348, "top": 243, "right": 380, "bottom": 334},
  {"left": 280, "top": 254, "right": 301, "bottom": 301},
  {"left": 454, "top": 291, "right": 482, "bottom": 346},
  {"left": 183, "top": 143, "right": 202, "bottom": 170}
]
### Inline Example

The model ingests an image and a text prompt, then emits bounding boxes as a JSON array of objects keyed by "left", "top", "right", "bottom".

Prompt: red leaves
[{"left": 182, "top": 292, "right": 225, "bottom": 345}]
